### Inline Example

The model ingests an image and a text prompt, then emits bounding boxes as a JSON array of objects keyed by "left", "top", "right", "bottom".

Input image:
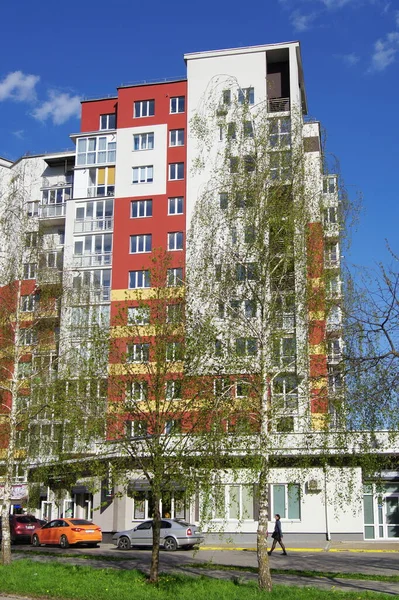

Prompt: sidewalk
[{"left": 201, "top": 538, "right": 399, "bottom": 553}]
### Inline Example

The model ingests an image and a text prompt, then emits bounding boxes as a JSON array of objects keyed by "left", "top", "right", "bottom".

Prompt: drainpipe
[{"left": 324, "top": 465, "right": 331, "bottom": 541}]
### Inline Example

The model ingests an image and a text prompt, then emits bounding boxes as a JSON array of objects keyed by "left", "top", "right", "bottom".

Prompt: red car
[{"left": 0, "top": 515, "right": 44, "bottom": 543}]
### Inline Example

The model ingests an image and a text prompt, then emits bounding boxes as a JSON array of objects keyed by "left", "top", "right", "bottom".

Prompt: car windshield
[{"left": 68, "top": 519, "right": 93, "bottom": 525}]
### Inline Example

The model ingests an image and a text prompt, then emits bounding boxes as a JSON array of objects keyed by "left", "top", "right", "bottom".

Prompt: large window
[
  {"left": 87, "top": 167, "right": 115, "bottom": 197},
  {"left": 18, "top": 328, "right": 37, "bottom": 346},
  {"left": 235, "top": 337, "right": 257, "bottom": 356},
  {"left": 238, "top": 87, "right": 254, "bottom": 105},
  {"left": 167, "top": 232, "right": 183, "bottom": 251},
  {"left": 100, "top": 114, "right": 116, "bottom": 130},
  {"left": 323, "top": 176, "right": 337, "bottom": 194},
  {"left": 132, "top": 165, "right": 153, "bottom": 184},
  {"left": 167, "top": 268, "right": 183, "bottom": 287},
  {"left": 127, "top": 343, "right": 150, "bottom": 363},
  {"left": 169, "top": 163, "right": 184, "bottom": 180},
  {"left": 23, "top": 263, "right": 37, "bottom": 279},
  {"left": 169, "top": 129, "right": 184, "bottom": 146},
  {"left": 272, "top": 375, "right": 298, "bottom": 412},
  {"left": 133, "top": 132, "right": 154, "bottom": 151},
  {"left": 129, "top": 270, "right": 150, "bottom": 289},
  {"left": 77, "top": 137, "right": 116, "bottom": 165},
  {"left": 165, "top": 380, "right": 182, "bottom": 400},
  {"left": 128, "top": 306, "right": 150, "bottom": 325},
  {"left": 269, "top": 151, "right": 291, "bottom": 180},
  {"left": 166, "top": 342, "right": 183, "bottom": 361},
  {"left": 130, "top": 234, "right": 152, "bottom": 254},
  {"left": 170, "top": 96, "right": 185, "bottom": 113},
  {"left": 131, "top": 199, "right": 152, "bottom": 218},
  {"left": 268, "top": 117, "right": 291, "bottom": 148},
  {"left": 209, "top": 484, "right": 256, "bottom": 521},
  {"left": 129, "top": 381, "right": 148, "bottom": 401},
  {"left": 325, "top": 242, "right": 339, "bottom": 267},
  {"left": 73, "top": 234, "right": 112, "bottom": 267},
  {"left": 272, "top": 484, "right": 301, "bottom": 520},
  {"left": 168, "top": 197, "right": 183, "bottom": 215},
  {"left": 75, "top": 199, "right": 113, "bottom": 232},
  {"left": 272, "top": 337, "right": 296, "bottom": 368},
  {"left": 134, "top": 100, "right": 155, "bottom": 118},
  {"left": 236, "top": 263, "right": 257, "bottom": 281},
  {"left": 21, "top": 294, "right": 36, "bottom": 312}
]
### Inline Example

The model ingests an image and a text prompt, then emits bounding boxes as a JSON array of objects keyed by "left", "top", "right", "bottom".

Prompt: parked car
[
  {"left": 0, "top": 514, "right": 44, "bottom": 543},
  {"left": 31, "top": 518, "right": 102, "bottom": 549},
  {"left": 112, "top": 518, "right": 204, "bottom": 551}
]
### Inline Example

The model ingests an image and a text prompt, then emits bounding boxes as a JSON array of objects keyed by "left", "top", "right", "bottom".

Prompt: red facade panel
[{"left": 81, "top": 98, "right": 118, "bottom": 133}]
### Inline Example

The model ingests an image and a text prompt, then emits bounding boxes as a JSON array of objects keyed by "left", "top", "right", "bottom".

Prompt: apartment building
[{"left": 0, "top": 42, "right": 398, "bottom": 542}]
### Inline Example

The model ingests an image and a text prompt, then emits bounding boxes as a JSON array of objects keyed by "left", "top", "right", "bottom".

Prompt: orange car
[{"left": 32, "top": 518, "right": 102, "bottom": 549}]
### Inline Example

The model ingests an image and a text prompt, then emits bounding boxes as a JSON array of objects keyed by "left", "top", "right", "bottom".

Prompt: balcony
[
  {"left": 72, "top": 253, "right": 112, "bottom": 268},
  {"left": 37, "top": 268, "right": 62, "bottom": 285},
  {"left": 74, "top": 218, "right": 113, "bottom": 234},
  {"left": 39, "top": 203, "right": 66, "bottom": 219},
  {"left": 87, "top": 186, "right": 114, "bottom": 198},
  {"left": 268, "top": 97, "right": 290, "bottom": 113},
  {"left": 71, "top": 286, "right": 111, "bottom": 303}
]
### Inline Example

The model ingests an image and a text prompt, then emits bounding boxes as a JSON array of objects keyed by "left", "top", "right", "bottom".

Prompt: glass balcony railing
[
  {"left": 74, "top": 218, "right": 113, "bottom": 233},
  {"left": 72, "top": 253, "right": 112, "bottom": 268},
  {"left": 39, "top": 203, "right": 66, "bottom": 218}
]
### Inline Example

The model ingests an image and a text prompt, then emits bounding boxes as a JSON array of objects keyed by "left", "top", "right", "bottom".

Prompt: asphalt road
[{"left": 4, "top": 543, "right": 399, "bottom": 596}]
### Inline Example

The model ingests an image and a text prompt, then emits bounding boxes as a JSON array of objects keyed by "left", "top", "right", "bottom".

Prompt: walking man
[{"left": 268, "top": 514, "right": 287, "bottom": 555}]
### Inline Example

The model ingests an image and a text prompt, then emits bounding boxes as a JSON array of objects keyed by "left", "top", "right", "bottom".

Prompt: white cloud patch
[
  {"left": 0, "top": 71, "right": 40, "bottom": 103},
  {"left": 12, "top": 129, "right": 24, "bottom": 139},
  {"left": 32, "top": 91, "right": 81, "bottom": 125},
  {"left": 340, "top": 52, "right": 360, "bottom": 66},
  {"left": 290, "top": 10, "right": 318, "bottom": 31},
  {"left": 369, "top": 31, "right": 399, "bottom": 71},
  {"left": 319, "top": 0, "right": 357, "bottom": 8}
]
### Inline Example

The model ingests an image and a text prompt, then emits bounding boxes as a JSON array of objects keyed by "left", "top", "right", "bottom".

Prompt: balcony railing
[
  {"left": 72, "top": 253, "right": 112, "bottom": 268},
  {"left": 39, "top": 203, "right": 66, "bottom": 218},
  {"left": 268, "top": 97, "right": 290, "bottom": 113},
  {"left": 37, "top": 268, "right": 62, "bottom": 284},
  {"left": 74, "top": 218, "right": 113, "bottom": 233},
  {"left": 71, "top": 286, "right": 111, "bottom": 303},
  {"left": 87, "top": 186, "right": 115, "bottom": 198}
]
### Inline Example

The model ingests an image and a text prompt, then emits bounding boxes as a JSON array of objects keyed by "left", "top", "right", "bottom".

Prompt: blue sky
[{"left": 0, "top": 0, "right": 398, "bottom": 269}]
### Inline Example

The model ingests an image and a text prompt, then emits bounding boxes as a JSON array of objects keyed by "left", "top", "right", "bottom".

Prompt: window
[
  {"left": 166, "top": 380, "right": 182, "bottom": 400},
  {"left": 236, "top": 263, "right": 257, "bottom": 281},
  {"left": 272, "top": 337, "right": 296, "bottom": 367},
  {"left": 129, "top": 270, "right": 150, "bottom": 289},
  {"left": 238, "top": 87, "right": 254, "bottom": 105},
  {"left": 100, "top": 114, "right": 116, "bottom": 130},
  {"left": 126, "top": 420, "right": 148, "bottom": 437},
  {"left": 77, "top": 137, "right": 116, "bottom": 165},
  {"left": 217, "top": 302, "right": 225, "bottom": 319},
  {"left": 131, "top": 199, "right": 152, "bottom": 218},
  {"left": 128, "top": 306, "right": 150, "bottom": 325},
  {"left": 167, "top": 232, "right": 183, "bottom": 251},
  {"left": 222, "top": 89, "right": 231, "bottom": 105},
  {"left": 27, "top": 201, "right": 39, "bottom": 217},
  {"left": 87, "top": 166, "right": 115, "bottom": 197},
  {"left": 236, "top": 337, "right": 257, "bottom": 356},
  {"left": 134, "top": 100, "right": 155, "bottom": 118},
  {"left": 133, "top": 165, "right": 153, "bottom": 184},
  {"left": 269, "top": 117, "right": 291, "bottom": 148},
  {"left": 210, "top": 484, "right": 256, "bottom": 521},
  {"left": 169, "top": 163, "right": 184, "bottom": 180},
  {"left": 164, "top": 419, "right": 182, "bottom": 434},
  {"left": 219, "top": 193, "right": 228, "bottom": 209},
  {"left": 272, "top": 375, "right": 298, "bottom": 412},
  {"left": 130, "top": 234, "right": 152, "bottom": 254},
  {"left": 133, "top": 132, "right": 154, "bottom": 151},
  {"left": 245, "top": 300, "right": 256, "bottom": 318},
  {"left": 244, "top": 121, "right": 254, "bottom": 138},
  {"left": 42, "top": 187, "right": 71, "bottom": 207},
  {"left": 170, "top": 96, "right": 185, "bottom": 113},
  {"left": 270, "top": 151, "right": 291, "bottom": 180},
  {"left": 23, "top": 263, "right": 37, "bottom": 279},
  {"left": 21, "top": 294, "right": 36, "bottom": 312},
  {"left": 323, "top": 176, "right": 337, "bottom": 194},
  {"left": 214, "top": 378, "right": 230, "bottom": 397},
  {"left": 215, "top": 339, "right": 222, "bottom": 357},
  {"left": 328, "top": 366, "right": 343, "bottom": 394},
  {"left": 169, "top": 129, "right": 184, "bottom": 146},
  {"left": 19, "top": 329, "right": 37, "bottom": 346},
  {"left": 328, "top": 338, "right": 342, "bottom": 361},
  {"left": 324, "top": 206, "right": 338, "bottom": 224},
  {"left": 227, "top": 122, "right": 236, "bottom": 140},
  {"left": 166, "top": 342, "right": 183, "bottom": 361},
  {"left": 230, "top": 157, "right": 239, "bottom": 173},
  {"left": 244, "top": 155, "right": 256, "bottom": 173},
  {"left": 128, "top": 343, "right": 150, "bottom": 363},
  {"left": 272, "top": 484, "right": 301, "bottom": 520},
  {"left": 327, "top": 306, "right": 342, "bottom": 328},
  {"left": 325, "top": 242, "right": 339, "bottom": 267},
  {"left": 17, "top": 362, "right": 32, "bottom": 379},
  {"left": 236, "top": 381, "right": 250, "bottom": 398},
  {"left": 327, "top": 275, "right": 341, "bottom": 298},
  {"left": 168, "top": 197, "right": 183, "bottom": 215},
  {"left": 230, "top": 226, "right": 237, "bottom": 244},
  {"left": 215, "top": 264, "right": 222, "bottom": 282},
  {"left": 166, "top": 303, "right": 183, "bottom": 323},
  {"left": 167, "top": 268, "right": 183, "bottom": 287},
  {"left": 129, "top": 381, "right": 148, "bottom": 401}
]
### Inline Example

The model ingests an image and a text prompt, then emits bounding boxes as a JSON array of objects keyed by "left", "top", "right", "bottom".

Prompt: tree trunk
[
  {"left": 257, "top": 465, "right": 272, "bottom": 591},
  {"left": 149, "top": 488, "right": 161, "bottom": 583},
  {"left": 1, "top": 475, "right": 12, "bottom": 565}
]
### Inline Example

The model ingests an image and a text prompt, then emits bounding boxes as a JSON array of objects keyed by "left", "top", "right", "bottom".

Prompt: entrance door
[{"left": 385, "top": 496, "right": 399, "bottom": 538}]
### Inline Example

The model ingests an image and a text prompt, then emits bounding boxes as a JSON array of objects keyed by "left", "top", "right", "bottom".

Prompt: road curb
[{"left": 200, "top": 546, "right": 399, "bottom": 553}]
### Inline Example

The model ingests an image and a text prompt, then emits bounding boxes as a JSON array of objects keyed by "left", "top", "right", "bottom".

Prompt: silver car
[{"left": 112, "top": 518, "right": 204, "bottom": 551}]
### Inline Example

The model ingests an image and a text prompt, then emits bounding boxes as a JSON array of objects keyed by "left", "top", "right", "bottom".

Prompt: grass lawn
[{"left": 0, "top": 560, "right": 395, "bottom": 600}]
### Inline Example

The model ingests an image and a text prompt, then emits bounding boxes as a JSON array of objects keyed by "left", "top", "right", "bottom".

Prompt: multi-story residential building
[{"left": 0, "top": 42, "right": 398, "bottom": 542}]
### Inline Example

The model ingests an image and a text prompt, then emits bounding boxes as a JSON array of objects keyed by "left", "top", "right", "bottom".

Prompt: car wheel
[
  {"left": 117, "top": 536, "right": 131, "bottom": 550},
  {"left": 32, "top": 534, "right": 41, "bottom": 547},
  {"left": 164, "top": 537, "right": 178, "bottom": 551},
  {"left": 59, "top": 535, "right": 70, "bottom": 549}
]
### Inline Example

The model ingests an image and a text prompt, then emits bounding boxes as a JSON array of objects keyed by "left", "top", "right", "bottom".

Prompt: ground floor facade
[{"left": 12, "top": 467, "right": 398, "bottom": 543}]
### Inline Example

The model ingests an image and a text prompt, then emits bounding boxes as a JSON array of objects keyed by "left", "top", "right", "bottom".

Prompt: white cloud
[
  {"left": 32, "top": 90, "right": 81, "bottom": 125},
  {"left": 340, "top": 52, "right": 360, "bottom": 66},
  {"left": 12, "top": 130, "right": 24, "bottom": 139},
  {"left": 0, "top": 71, "right": 39, "bottom": 103},
  {"left": 369, "top": 31, "right": 399, "bottom": 71},
  {"left": 319, "top": 0, "right": 357, "bottom": 8},
  {"left": 290, "top": 10, "right": 318, "bottom": 31}
]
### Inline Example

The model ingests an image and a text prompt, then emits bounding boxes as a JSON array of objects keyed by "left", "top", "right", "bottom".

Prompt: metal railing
[
  {"left": 74, "top": 218, "right": 113, "bottom": 233},
  {"left": 71, "top": 286, "right": 111, "bottom": 303},
  {"left": 268, "top": 97, "right": 290, "bottom": 113},
  {"left": 72, "top": 253, "right": 112, "bottom": 268},
  {"left": 39, "top": 203, "right": 66, "bottom": 218}
]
